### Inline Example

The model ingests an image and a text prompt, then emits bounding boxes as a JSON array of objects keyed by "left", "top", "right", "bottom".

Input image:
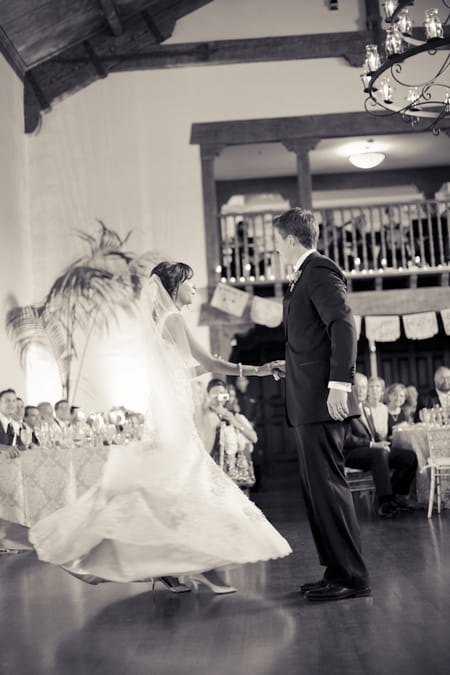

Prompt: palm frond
[
  {"left": 40, "top": 307, "right": 75, "bottom": 384},
  {"left": 96, "top": 219, "right": 132, "bottom": 251},
  {"left": 5, "top": 305, "right": 48, "bottom": 366},
  {"left": 73, "top": 230, "right": 99, "bottom": 257},
  {"left": 45, "top": 266, "right": 114, "bottom": 309},
  {"left": 7, "top": 222, "right": 145, "bottom": 397}
]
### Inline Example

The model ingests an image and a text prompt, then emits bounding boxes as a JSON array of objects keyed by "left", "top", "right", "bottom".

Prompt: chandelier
[{"left": 361, "top": 0, "right": 450, "bottom": 135}]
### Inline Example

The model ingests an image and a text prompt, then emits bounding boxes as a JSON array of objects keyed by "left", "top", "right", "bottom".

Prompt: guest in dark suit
[
  {"left": 270, "top": 207, "right": 370, "bottom": 602},
  {"left": 415, "top": 366, "right": 450, "bottom": 420},
  {"left": 344, "top": 374, "right": 417, "bottom": 517},
  {"left": 0, "top": 389, "right": 21, "bottom": 458},
  {"left": 10, "top": 396, "right": 27, "bottom": 451},
  {"left": 23, "top": 406, "right": 41, "bottom": 446}
]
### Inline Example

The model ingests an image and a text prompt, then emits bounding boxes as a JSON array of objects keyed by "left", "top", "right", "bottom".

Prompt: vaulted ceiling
[
  {"left": 0, "top": 0, "right": 449, "bottom": 181},
  {"left": 0, "top": 0, "right": 382, "bottom": 134},
  {"left": 0, "top": 0, "right": 218, "bottom": 132}
]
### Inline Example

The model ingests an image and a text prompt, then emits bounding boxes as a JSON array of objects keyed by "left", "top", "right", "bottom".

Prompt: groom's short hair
[{"left": 273, "top": 207, "right": 319, "bottom": 249}]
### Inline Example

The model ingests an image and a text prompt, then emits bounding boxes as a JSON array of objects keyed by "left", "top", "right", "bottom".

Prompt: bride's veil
[{"left": 100, "top": 273, "right": 200, "bottom": 496}]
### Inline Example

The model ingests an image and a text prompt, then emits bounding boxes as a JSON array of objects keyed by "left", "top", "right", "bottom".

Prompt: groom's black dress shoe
[
  {"left": 298, "top": 579, "right": 328, "bottom": 594},
  {"left": 305, "top": 582, "right": 372, "bottom": 602}
]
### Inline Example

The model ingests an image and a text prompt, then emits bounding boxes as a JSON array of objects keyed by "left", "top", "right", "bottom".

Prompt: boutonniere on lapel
[{"left": 287, "top": 268, "right": 302, "bottom": 292}]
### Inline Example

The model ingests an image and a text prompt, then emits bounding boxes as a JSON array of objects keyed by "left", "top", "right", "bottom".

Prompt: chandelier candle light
[{"left": 361, "top": 0, "right": 450, "bottom": 134}]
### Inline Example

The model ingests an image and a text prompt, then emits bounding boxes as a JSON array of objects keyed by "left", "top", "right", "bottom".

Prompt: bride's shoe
[
  {"left": 152, "top": 576, "right": 191, "bottom": 593},
  {"left": 187, "top": 573, "right": 237, "bottom": 595}
]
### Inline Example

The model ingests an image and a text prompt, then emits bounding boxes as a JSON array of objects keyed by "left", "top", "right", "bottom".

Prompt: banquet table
[
  {"left": 391, "top": 424, "right": 450, "bottom": 509},
  {"left": 0, "top": 443, "right": 110, "bottom": 528}
]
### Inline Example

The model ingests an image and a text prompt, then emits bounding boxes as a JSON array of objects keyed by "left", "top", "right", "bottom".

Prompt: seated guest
[
  {"left": 9, "top": 396, "right": 27, "bottom": 450},
  {"left": 344, "top": 373, "right": 418, "bottom": 517},
  {"left": 415, "top": 366, "right": 450, "bottom": 420},
  {"left": 37, "top": 401, "right": 64, "bottom": 445},
  {"left": 385, "top": 383, "right": 409, "bottom": 433},
  {"left": 70, "top": 405, "right": 81, "bottom": 422},
  {"left": 233, "top": 374, "right": 264, "bottom": 491},
  {"left": 23, "top": 406, "right": 41, "bottom": 446},
  {"left": 0, "top": 389, "right": 21, "bottom": 458},
  {"left": 55, "top": 399, "right": 72, "bottom": 427},
  {"left": 402, "top": 384, "right": 418, "bottom": 423},
  {"left": 37, "top": 401, "right": 58, "bottom": 425},
  {"left": 195, "top": 378, "right": 257, "bottom": 494},
  {"left": 366, "top": 376, "right": 389, "bottom": 441}
]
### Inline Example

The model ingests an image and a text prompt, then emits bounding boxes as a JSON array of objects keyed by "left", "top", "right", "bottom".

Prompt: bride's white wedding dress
[{"left": 29, "top": 277, "right": 291, "bottom": 582}]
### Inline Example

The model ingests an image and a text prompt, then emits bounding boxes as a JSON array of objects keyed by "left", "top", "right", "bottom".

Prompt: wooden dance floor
[{"left": 1, "top": 460, "right": 449, "bottom": 675}]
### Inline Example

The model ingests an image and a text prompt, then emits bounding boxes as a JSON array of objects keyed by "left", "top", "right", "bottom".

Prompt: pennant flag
[
  {"left": 403, "top": 312, "right": 438, "bottom": 340},
  {"left": 365, "top": 315, "right": 401, "bottom": 342},
  {"left": 210, "top": 283, "right": 249, "bottom": 318},
  {"left": 250, "top": 296, "right": 283, "bottom": 328},
  {"left": 440, "top": 308, "right": 450, "bottom": 336}
]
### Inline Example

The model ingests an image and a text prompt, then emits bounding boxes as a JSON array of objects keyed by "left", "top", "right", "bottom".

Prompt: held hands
[
  {"left": 268, "top": 360, "right": 286, "bottom": 380},
  {"left": 327, "top": 389, "right": 349, "bottom": 421},
  {"left": 254, "top": 361, "right": 285, "bottom": 379}
]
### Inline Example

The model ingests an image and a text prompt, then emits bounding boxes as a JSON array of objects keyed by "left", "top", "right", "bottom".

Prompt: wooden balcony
[{"left": 217, "top": 199, "right": 450, "bottom": 292}]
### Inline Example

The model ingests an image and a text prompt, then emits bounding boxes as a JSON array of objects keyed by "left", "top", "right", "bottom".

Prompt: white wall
[
  {"left": 28, "top": 56, "right": 365, "bottom": 296},
  {"left": 0, "top": 55, "right": 30, "bottom": 395},
  {"left": 22, "top": 56, "right": 367, "bottom": 408}
]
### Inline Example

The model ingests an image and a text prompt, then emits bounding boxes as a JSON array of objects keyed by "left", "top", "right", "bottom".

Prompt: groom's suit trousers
[{"left": 294, "top": 420, "right": 369, "bottom": 589}]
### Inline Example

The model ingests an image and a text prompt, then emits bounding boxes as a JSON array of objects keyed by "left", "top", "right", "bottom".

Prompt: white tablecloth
[
  {"left": 0, "top": 444, "right": 110, "bottom": 528},
  {"left": 391, "top": 424, "right": 450, "bottom": 508}
]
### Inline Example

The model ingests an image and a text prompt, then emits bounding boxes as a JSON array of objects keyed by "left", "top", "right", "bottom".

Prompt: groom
[{"left": 270, "top": 207, "right": 371, "bottom": 602}]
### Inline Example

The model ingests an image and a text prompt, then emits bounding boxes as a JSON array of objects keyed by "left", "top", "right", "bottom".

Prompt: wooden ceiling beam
[
  {"left": 98, "top": 0, "right": 123, "bottom": 37},
  {"left": 51, "top": 31, "right": 371, "bottom": 71},
  {"left": 0, "top": 22, "right": 26, "bottom": 79},
  {"left": 83, "top": 40, "right": 108, "bottom": 78},
  {"left": 23, "top": 25, "right": 372, "bottom": 133},
  {"left": 190, "top": 112, "right": 426, "bottom": 147},
  {"left": 141, "top": 10, "right": 166, "bottom": 44}
]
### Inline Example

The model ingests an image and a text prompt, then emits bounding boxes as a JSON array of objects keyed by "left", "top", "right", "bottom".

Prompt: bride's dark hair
[{"left": 151, "top": 261, "right": 194, "bottom": 298}]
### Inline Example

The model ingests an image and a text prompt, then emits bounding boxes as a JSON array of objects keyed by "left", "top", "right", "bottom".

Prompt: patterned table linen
[
  {"left": 391, "top": 424, "right": 450, "bottom": 508},
  {"left": 0, "top": 444, "right": 112, "bottom": 527}
]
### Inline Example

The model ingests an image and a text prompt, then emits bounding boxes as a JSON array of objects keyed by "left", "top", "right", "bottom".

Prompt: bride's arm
[{"left": 168, "top": 313, "right": 267, "bottom": 377}]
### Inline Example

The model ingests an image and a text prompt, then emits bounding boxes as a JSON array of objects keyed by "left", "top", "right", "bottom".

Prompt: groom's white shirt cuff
[{"left": 328, "top": 381, "right": 352, "bottom": 392}]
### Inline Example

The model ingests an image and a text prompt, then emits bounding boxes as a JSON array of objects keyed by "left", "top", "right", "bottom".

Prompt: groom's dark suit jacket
[{"left": 283, "top": 251, "right": 360, "bottom": 426}]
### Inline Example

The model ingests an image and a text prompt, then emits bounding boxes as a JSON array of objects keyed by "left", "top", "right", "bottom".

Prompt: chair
[
  {"left": 425, "top": 428, "right": 450, "bottom": 518},
  {"left": 345, "top": 468, "right": 376, "bottom": 505}
]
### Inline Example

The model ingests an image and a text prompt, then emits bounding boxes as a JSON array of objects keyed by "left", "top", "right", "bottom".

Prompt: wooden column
[
  {"left": 199, "top": 143, "right": 225, "bottom": 289},
  {"left": 281, "top": 138, "right": 320, "bottom": 210}
]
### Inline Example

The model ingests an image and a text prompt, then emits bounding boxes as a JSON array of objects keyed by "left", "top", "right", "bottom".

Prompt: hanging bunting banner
[
  {"left": 440, "top": 308, "right": 450, "bottom": 336},
  {"left": 250, "top": 296, "right": 283, "bottom": 328},
  {"left": 353, "top": 315, "right": 362, "bottom": 340},
  {"left": 403, "top": 312, "right": 438, "bottom": 340},
  {"left": 210, "top": 283, "right": 249, "bottom": 317},
  {"left": 365, "top": 315, "right": 401, "bottom": 342}
]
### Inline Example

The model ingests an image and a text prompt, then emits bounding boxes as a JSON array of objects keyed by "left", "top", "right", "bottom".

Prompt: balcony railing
[{"left": 218, "top": 199, "right": 450, "bottom": 283}]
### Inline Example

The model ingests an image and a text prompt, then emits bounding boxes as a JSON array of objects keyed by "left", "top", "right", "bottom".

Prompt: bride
[{"left": 29, "top": 261, "right": 292, "bottom": 593}]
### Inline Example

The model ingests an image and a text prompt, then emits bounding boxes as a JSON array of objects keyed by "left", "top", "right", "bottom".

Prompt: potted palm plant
[{"left": 6, "top": 221, "right": 157, "bottom": 403}]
